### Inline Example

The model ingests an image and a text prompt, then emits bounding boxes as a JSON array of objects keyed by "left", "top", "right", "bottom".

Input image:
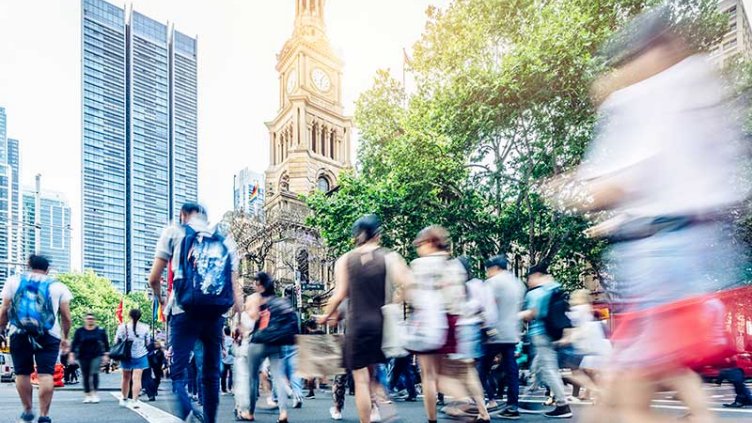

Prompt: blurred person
[
  {"left": 318, "top": 214, "right": 412, "bottom": 423},
  {"left": 718, "top": 367, "right": 752, "bottom": 409},
  {"left": 115, "top": 308, "right": 151, "bottom": 408},
  {"left": 480, "top": 255, "right": 525, "bottom": 419},
  {"left": 147, "top": 340, "right": 166, "bottom": 400},
  {"left": 519, "top": 264, "right": 573, "bottom": 418},
  {"left": 0, "top": 255, "right": 73, "bottom": 423},
  {"left": 233, "top": 292, "right": 255, "bottom": 420},
  {"left": 221, "top": 326, "right": 234, "bottom": 394},
  {"left": 409, "top": 225, "right": 491, "bottom": 423},
  {"left": 148, "top": 202, "right": 242, "bottom": 423},
  {"left": 553, "top": 4, "right": 751, "bottom": 423},
  {"left": 70, "top": 313, "right": 110, "bottom": 403},
  {"left": 244, "top": 272, "right": 298, "bottom": 423}
]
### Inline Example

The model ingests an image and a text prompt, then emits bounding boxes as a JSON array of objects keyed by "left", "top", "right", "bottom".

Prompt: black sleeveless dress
[{"left": 343, "top": 248, "right": 387, "bottom": 370}]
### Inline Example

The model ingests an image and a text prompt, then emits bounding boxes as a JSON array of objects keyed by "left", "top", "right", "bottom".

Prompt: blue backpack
[
  {"left": 9, "top": 275, "right": 58, "bottom": 337},
  {"left": 175, "top": 224, "right": 234, "bottom": 315}
]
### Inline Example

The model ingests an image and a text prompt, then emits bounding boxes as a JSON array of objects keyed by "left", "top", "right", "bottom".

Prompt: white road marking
[{"left": 109, "top": 392, "right": 183, "bottom": 423}]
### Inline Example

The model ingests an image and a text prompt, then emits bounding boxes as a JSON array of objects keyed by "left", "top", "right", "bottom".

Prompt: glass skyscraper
[
  {"left": 22, "top": 189, "right": 71, "bottom": 274},
  {"left": 7, "top": 138, "right": 20, "bottom": 275},
  {"left": 82, "top": 0, "right": 198, "bottom": 292}
]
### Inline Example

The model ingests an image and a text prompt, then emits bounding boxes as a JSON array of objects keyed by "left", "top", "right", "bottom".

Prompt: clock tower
[{"left": 265, "top": 0, "right": 353, "bottom": 213}]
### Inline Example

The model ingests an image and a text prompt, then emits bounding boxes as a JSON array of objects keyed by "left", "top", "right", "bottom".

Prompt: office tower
[
  {"left": 22, "top": 188, "right": 72, "bottom": 274},
  {"left": 7, "top": 138, "right": 20, "bottom": 275},
  {"left": 711, "top": 0, "right": 752, "bottom": 67},
  {"left": 0, "top": 164, "right": 10, "bottom": 290},
  {"left": 233, "top": 168, "right": 266, "bottom": 219},
  {"left": 81, "top": 0, "right": 198, "bottom": 292}
]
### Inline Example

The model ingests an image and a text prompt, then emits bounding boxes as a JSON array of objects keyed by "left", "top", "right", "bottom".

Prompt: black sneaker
[
  {"left": 544, "top": 405, "right": 573, "bottom": 419},
  {"left": 305, "top": 392, "right": 315, "bottom": 399},
  {"left": 723, "top": 401, "right": 752, "bottom": 408},
  {"left": 497, "top": 408, "right": 521, "bottom": 419}
]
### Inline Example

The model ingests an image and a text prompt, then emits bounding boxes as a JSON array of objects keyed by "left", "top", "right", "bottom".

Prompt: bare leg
[
  {"left": 121, "top": 370, "right": 132, "bottom": 399},
  {"left": 37, "top": 374, "right": 55, "bottom": 417},
  {"left": 353, "top": 367, "right": 373, "bottom": 423},
  {"left": 15, "top": 375, "right": 33, "bottom": 414},
  {"left": 418, "top": 355, "right": 439, "bottom": 421},
  {"left": 665, "top": 370, "right": 714, "bottom": 423},
  {"left": 131, "top": 369, "right": 144, "bottom": 401},
  {"left": 465, "top": 362, "right": 490, "bottom": 420}
]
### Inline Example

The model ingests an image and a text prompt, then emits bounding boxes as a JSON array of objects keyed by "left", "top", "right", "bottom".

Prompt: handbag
[
  {"left": 109, "top": 324, "right": 133, "bottom": 362},
  {"left": 381, "top": 250, "right": 408, "bottom": 358}
]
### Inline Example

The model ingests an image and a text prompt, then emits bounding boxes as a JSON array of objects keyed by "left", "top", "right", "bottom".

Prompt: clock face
[
  {"left": 311, "top": 68, "right": 331, "bottom": 92},
  {"left": 286, "top": 70, "right": 298, "bottom": 94}
]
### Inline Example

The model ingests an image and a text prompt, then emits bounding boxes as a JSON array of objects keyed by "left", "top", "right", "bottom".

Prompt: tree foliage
[{"left": 307, "top": 0, "right": 725, "bottom": 288}]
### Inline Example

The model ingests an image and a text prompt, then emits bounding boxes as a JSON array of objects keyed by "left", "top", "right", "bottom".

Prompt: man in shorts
[{"left": 0, "top": 255, "right": 73, "bottom": 423}]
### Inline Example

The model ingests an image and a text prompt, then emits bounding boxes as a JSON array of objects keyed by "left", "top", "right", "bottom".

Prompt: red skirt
[{"left": 420, "top": 314, "right": 459, "bottom": 355}]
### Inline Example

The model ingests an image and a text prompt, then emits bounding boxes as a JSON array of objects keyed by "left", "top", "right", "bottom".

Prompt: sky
[{"left": 0, "top": 0, "right": 450, "bottom": 270}]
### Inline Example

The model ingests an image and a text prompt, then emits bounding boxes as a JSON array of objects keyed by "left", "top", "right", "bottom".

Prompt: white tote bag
[{"left": 381, "top": 252, "right": 409, "bottom": 358}]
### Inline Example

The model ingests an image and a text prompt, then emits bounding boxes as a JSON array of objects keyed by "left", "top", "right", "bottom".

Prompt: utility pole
[{"left": 34, "top": 174, "right": 41, "bottom": 255}]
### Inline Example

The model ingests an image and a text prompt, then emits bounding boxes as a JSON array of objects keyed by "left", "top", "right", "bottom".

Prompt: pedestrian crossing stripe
[{"left": 109, "top": 392, "right": 183, "bottom": 423}]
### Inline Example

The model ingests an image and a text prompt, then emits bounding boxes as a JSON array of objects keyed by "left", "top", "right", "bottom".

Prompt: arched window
[
  {"left": 329, "top": 131, "right": 335, "bottom": 160},
  {"left": 317, "top": 175, "right": 330, "bottom": 192},
  {"left": 311, "top": 123, "right": 317, "bottom": 153},
  {"left": 280, "top": 173, "right": 290, "bottom": 192}
]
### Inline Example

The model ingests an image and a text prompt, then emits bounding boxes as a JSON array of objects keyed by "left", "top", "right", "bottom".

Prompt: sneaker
[
  {"left": 83, "top": 396, "right": 92, "bottom": 404},
  {"left": 370, "top": 406, "right": 382, "bottom": 422},
  {"left": 119, "top": 398, "right": 127, "bottom": 407},
  {"left": 130, "top": 399, "right": 141, "bottom": 409},
  {"left": 37, "top": 417, "right": 52, "bottom": 423},
  {"left": 292, "top": 397, "right": 303, "bottom": 409},
  {"left": 723, "top": 401, "right": 752, "bottom": 408},
  {"left": 543, "top": 396, "right": 555, "bottom": 406},
  {"left": 329, "top": 406, "right": 343, "bottom": 421},
  {"left": 90, "top": 395, "right": 101, "bottom": 404},
  {"left": 496, "top": 408, "right": 521, "bottom": 420},
  {"left": 544, "top": 405, "right": 573, "bottom": 419},
  {"left": 18, "top": 411, "right": 34, "bottom": 423},
  {"left": 305, "top": 392, "right": 316, "bottom": 399}
]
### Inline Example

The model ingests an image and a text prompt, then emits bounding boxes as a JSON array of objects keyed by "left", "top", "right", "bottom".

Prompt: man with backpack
[
  {"left": 0, "top": 255, "right": 73, "bottom": 423},
  {"left": 148, "top": 202, "right": 242, "bottom": 423},
  {"left": 519, "top": 263, "right": 573, "bottom": 419}
]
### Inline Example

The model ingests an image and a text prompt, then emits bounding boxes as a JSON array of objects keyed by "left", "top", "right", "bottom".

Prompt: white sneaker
[
  {"left": 83, "top": 396, "right": 92, "bottom": 404},
  {"left": 266, "top": 396, "right": 278, "bottom": 407},
  {"left": 119, "top": 398, "right": 127, "bottom": 407},
  {"left": 90, "top": 395, "right": 101, "bottom": 404},
  {"left": 130, "top": 399, "right": 141, "bottom": 409},
  {"left": 370, "top": 406, "right": 382, "bottom": 422},
  {"left": 329, "top": 406, "right": 343, "bottom": 421}
]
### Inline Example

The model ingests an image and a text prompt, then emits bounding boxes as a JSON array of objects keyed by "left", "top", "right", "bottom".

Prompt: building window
[
  {"left": 317, "top": 176, "right": 330, "bottom": 192},
  {"left": 280, "top": 174, "right": 290, "bottom": 192}
]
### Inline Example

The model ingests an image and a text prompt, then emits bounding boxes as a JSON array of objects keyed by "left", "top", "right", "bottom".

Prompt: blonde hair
[{"left": 570, "top": 289, "right": 592, "bottom": 306}]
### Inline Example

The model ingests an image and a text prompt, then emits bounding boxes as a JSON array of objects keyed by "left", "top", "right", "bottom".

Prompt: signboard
[{"left": 302, "top": 282, "right": 325, "bottom": 291}]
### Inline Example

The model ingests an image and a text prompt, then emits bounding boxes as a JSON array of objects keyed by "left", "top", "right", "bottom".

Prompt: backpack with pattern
[{"left": 9, "top": 275, "right": 58, "bottom": 337}]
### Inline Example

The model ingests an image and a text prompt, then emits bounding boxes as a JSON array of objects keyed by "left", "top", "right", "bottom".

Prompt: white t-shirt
[
  {"left": 115, "top": 321, "right": 151, "bottom": 359},
  {"left": 1, "top": 273, "right": 73, "bottom": 340}
]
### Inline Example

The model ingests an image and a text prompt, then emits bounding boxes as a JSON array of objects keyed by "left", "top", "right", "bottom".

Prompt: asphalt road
[{"left": 1, "top": 373, "right": 751, "bottom": 422}]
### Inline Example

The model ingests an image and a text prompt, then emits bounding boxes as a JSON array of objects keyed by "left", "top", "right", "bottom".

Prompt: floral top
[{"left": 409, "top": 252, "right": 467, "bottom": 316}]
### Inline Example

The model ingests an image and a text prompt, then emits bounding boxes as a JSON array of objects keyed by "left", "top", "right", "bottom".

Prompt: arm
[
  {"left": 59, "top": 300, "right": 72, "bottom": 351},
  {"left": 318, "top": 255, "right": 349, "bottom": 324},
  {"left": 245, "top": 293, "right": 262, "bottom": 322},
  {"left": 386, "top": 252, "right": 413, "bottom": 304},
  {"left": 148, "top": 258, "right": 168, "bottom": 305},
  {"left": 519, "top": 308, "right": 536, "bottom": 322},
  {"left": 70, "top": 328, "right": 81, "bottom": 356},
  {"left": 0, "top": 294, "right": 11, "bottom": 334},
  {"left": 232, "top": 271, "right": 243, "bottom": 315}
]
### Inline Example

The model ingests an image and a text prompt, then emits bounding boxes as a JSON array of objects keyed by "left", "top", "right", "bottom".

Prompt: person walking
[
  {"left": 519, "top": 264, "right": 573, "bottom": 418},
  {"left": 115, "top": 308, "right": 151, "bottom": 408},
  {"left": 146, "top": 340, "right": 166, "bottom": 401},
  {"left": 70, "top": 313, "right": 110, "bottom": 404},
  {"left": 408, "top": 226, "right": 491, "bottom": 423},
  {"left": 0, "top": 255, "right": 73, "bottom": 423},
  {"left": 221, "top": 326, "right": 234, "bottom": 394},
  {"left": 148, "top": 202, "right": 242, "bottom": 423},
  {"left": 480, "top": 255, "right": 525, "bottom": 419},
  {"left": 243, "top": 272, "right": 298, "bottom": 423},
  {"left": 319, "top": 215, "right": 412, "bottom": 423}
]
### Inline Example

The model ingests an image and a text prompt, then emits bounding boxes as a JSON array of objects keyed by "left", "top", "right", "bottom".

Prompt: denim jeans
[
  {"left": 281, "top": 345, "right": 303, "bottom": 399},
  {"left": 480, "top": 343, "right": 519, "bottom": 408},
  {"left": 531, "top": 335, "right": 567, "bottom": 406},
  {"left": 170, "top": 313, "right": 224, "bottom": 423},
  {"left": 388, "top": 356, "right": 417, "bottom": 398},
  {"left": 719, "top": 368, "right": 752, "bottom": 404},
  {"left": 248, "top": 343, "right": 289, "bottom": 414}
]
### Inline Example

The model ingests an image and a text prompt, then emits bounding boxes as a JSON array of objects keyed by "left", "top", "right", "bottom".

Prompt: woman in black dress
[{"left": 319, "top": 215, "right": 411, "bottom": 423}]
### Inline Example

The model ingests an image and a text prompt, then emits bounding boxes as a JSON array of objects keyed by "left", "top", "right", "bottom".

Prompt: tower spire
[{"left": 294, "top": 0, "right": 326, "bottom": 40}]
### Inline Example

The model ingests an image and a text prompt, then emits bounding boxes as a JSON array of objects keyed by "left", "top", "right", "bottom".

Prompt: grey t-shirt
[
  {"left": 486, "top": 271, "right": 525, "bottom": 344},
  {"left": 155, "top": 217, "right": 239, "bottom": 316}
]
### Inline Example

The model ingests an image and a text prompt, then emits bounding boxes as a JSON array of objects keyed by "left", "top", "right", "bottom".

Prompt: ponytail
[{"left": 129, "top": 308, "right": 142, "bottom": 333}]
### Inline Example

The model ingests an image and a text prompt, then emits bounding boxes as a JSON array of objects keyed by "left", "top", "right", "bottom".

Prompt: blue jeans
[
  {"left": 281, "top": 345, "right": 303, "bottom": 399},
  {"left": 170, "top": 313, "right": 224, "bottom": 423},
  {"left": 480, "top": 343, "right": 520, "bottom": 408}
]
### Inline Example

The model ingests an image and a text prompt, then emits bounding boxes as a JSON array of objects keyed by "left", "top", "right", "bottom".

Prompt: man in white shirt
[{"left": 0, "top": 255, "right": 73, "bottom": 423}]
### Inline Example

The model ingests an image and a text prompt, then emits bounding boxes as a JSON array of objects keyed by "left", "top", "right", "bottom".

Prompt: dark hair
[
  {"left": 129, "top": 308, "right": 142, "bottom": 332},
  {"left": 599, "top": 4, "right": 677, "bottom": 67},
  {"left": 224, "top": 326, "right": 231, "bottom": 336},
  {"left": 458, "top": 256, "right": 473, "bottom": 281},
  {"left": 352, "top": 214, "right": 381, "bottom": 246},
  {"left": 484, "top": 255, "right": 508, "bottom": 271},
  {"left": 28, "top": 255, "right": 50, "bottom": 272},
  {"left": 180, "top": 202, "right": 207, "bottom": 217},
  {"left": 413, "top": 225, "right": 450, "bottom": 251},
  {"left": 527, "top": 262, "right": 549, "bottom": 277},
  {"left": 253, "top": 272, "right": 276, "bottom": 297}
]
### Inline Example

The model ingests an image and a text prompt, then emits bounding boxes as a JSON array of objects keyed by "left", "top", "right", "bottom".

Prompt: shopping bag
[
  {"left": 381, "top": 303, "right": 408, "bottom": 358},
  {"left": 295, "top": 334, "right": 344, "bottom": 378}
]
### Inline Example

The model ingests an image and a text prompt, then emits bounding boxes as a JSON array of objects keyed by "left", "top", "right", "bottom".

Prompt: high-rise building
[
  {"left": 711, "top": 0, "right": 752, "bottom": 67},
  {"left": 81, "top": 0, "right": 198, "bottom": 292},
  {"left": 233, "top": 168, "right": 265, "bottom": 218},
  {"left": 0, "top": 164, "right": 10, "bottom": 290},
  {"left": 22, "top": 188, "right": 72, "bottom": 274},
  {"left": 7, "top": 138, "right": 20, "bottom": 275}
]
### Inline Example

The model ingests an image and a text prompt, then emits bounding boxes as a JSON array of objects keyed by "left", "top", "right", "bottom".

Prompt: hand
[
  {"left": 315, "top": 314, "right": 331, "bottom": 325},
  {"left": 60, "top": 338, "right": 70, "bottom": 353},
  {"left": 68, "top": 352, "right": 76, "bottom": 364},
  {"left": 102, "top": 355, "right": 110, "bottom": 366}
]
